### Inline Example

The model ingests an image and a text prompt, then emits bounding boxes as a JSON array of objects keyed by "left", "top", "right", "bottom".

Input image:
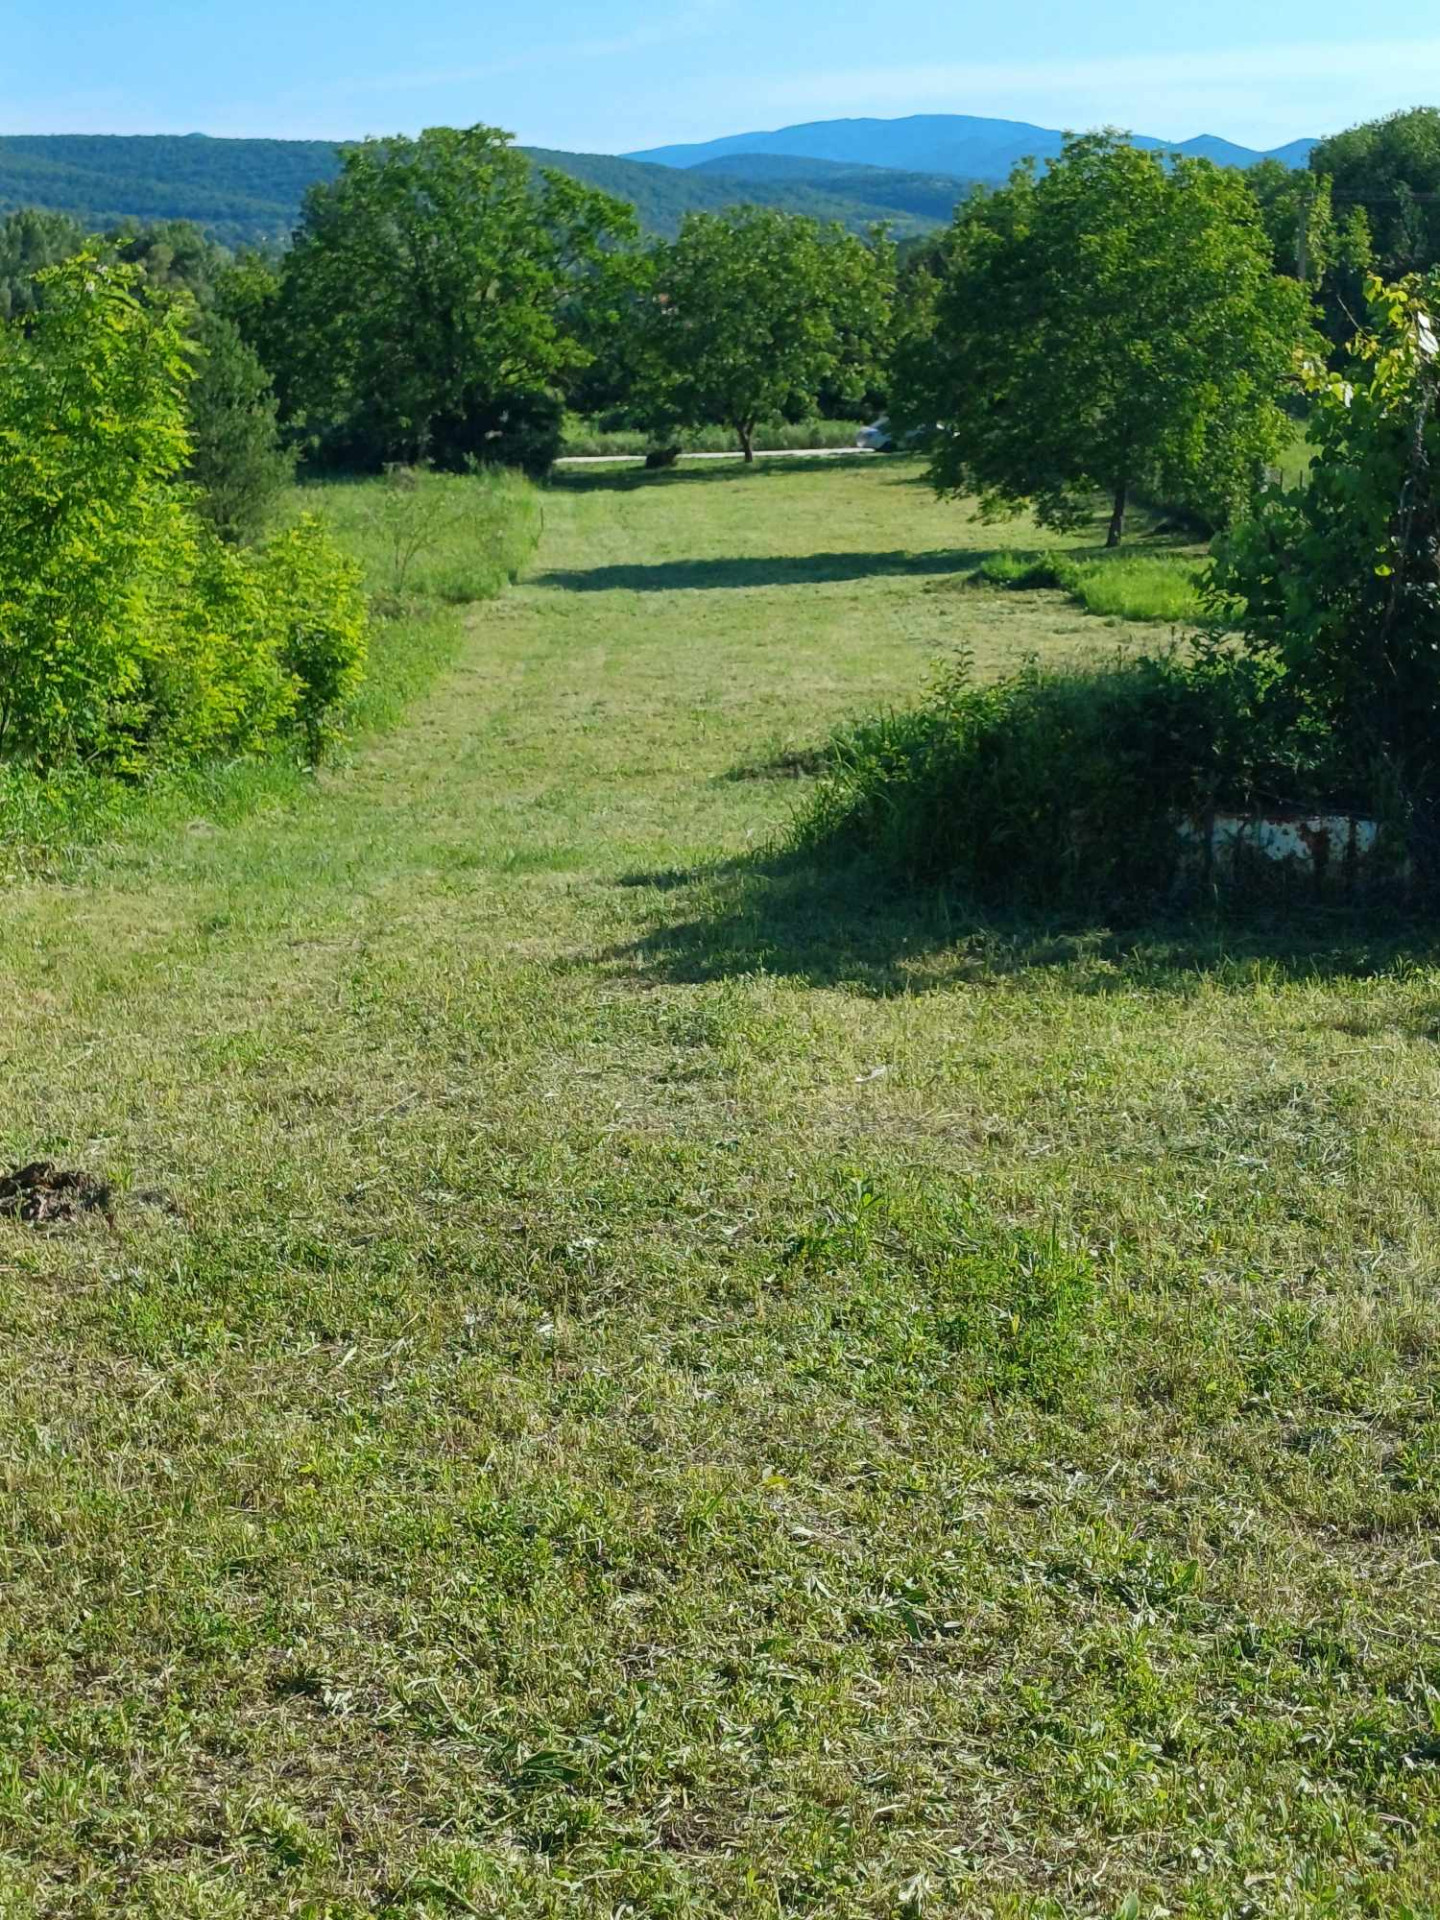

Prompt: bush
[
  {"left": 0, "top": 256, "right": 368, "bottom": 773},
  {"left": 142, "top": 527, "right": 300, "bottom": 762},
  {"left": 1213, "top": 273, "right": 1440, "bottom": 878},
  {"left": 0, "top": 256, "right": 192, "bottom": 766},
  {"left": 256, "top": 516, "right": 368, "bottom": 758},
  {"left": 793, "top": 649, "right": 1323, "bottom": 909}
]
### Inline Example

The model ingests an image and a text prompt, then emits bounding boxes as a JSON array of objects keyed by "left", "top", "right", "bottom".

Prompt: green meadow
[{"left": 2, "top": 457, "right": 1438, "bottom": 1918}]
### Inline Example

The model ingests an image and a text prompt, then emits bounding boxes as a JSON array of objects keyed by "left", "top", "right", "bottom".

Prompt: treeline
[
  {"left": 7, "top": 110, "right": 1440, "bottom": 511},
  {"left": 0, "top": 133, "right": 343, "bottom": 250},
  {"left": 5, "top": 108, "right": 1439, "bottom": 818},
  {"left": 221, "top": 126, "right": 897, "bottom": 474}
]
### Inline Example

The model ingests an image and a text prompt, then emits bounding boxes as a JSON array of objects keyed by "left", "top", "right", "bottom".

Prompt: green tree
[
  {"left": 109, "top": 218, "right": 230, "bottom": 306},
  {"left": 900, "top": 133, "right": 1313, "bottom": 544},
  {"left": 1311, "top": 109, "right": 1440, "bottom": 280},
  {"left": 1212, "top": 275, "right": 1440, "bottom": 875},
  {"left": 0, "top": 208, "right": 88, "bottom": 320},
  {"left": 185, "top": 308, "right": 294, "bottom": 544},
  {"left": 274, "top": 124, "right": 637, "bottom": 471},
  {"left": 0, "top": 255, "right": 365, "bottom": 768},
  {"left": 0, "top": 256, "right": 193, "bottom": 761},
  {"left": 1245, "top": 159, "right": 1374, "bottom": 346},
  {"left": 637, "top": 208, "right": 895, "bottom": 461}
]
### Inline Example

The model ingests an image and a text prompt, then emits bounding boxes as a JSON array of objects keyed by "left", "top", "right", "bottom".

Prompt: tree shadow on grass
[
  {"left": 538, "top": 547, "right": 995, "bottom": 594},
  {"left": 600, "top": 845, "right": 1440, "bottom": 1002}
]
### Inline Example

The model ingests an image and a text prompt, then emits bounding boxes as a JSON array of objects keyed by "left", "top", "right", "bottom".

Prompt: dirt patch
[{"left": 0, "top": 1162, "right": 115, "bottom": 1227}]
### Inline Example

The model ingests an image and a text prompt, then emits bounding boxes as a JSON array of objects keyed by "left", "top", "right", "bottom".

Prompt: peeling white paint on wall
[{"left": 1178, "top": 812, "right": 1387, "bottom": 887}]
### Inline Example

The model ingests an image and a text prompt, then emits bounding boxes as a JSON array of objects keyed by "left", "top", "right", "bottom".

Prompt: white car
[{"left": 856, "top": 418, "right": 895, "bottom": 452}]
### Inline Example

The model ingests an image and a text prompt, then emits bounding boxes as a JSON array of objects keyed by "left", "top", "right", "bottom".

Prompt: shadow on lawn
[
  {"left": 539, "top": 548, "right": 991, "bottom": 594},
  {"left": 601, "top": 846, "right": 1440, "bottom": 1000}
]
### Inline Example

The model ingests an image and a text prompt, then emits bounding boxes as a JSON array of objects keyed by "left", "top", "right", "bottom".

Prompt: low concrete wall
[{"left": 1178, "top": 810, "right": 1392, "bottom": 895}]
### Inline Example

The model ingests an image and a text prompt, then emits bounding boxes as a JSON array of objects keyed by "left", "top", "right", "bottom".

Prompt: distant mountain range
[
  {"left": 0, "top": 115, "right": 1317, "bottom": 251},
  {"left": 629, "top": 113, "right": 1317, "bottom": 179},
  {"left": 524, "top": 146, "right": 968, "bottom": 239}
]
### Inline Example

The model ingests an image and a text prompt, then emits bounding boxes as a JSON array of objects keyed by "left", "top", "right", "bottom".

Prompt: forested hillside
[
  {"left": 0, "top": 133, "right": 342, "bottom": 247},
  {"left": 686, "top": 152, "right": 971, "bottom": 225},
  {"left": 0, "top": 117, "right": 1320, "bottom": 249},
  {"left": 0, "top": 132, "right": 962, "bottom": 245},
  {"left": 521, "top": 147, "right": 957, "bottom": 236}
]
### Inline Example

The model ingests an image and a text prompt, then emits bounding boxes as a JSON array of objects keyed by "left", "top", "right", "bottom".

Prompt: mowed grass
[{"left": 1, "top": 456, "right": 1439, "bottom": 1918}]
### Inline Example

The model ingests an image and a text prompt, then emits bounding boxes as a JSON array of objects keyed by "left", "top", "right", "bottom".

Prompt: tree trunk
[
  {"left": 1106, "top": 482, "right": 1129, "bottom": 548},
  {"left": 739, "top": 422, "right": 755, "bottom": 464}
]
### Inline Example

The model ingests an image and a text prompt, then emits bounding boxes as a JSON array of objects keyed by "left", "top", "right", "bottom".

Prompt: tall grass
[
  {"left": 307, "top": 466, "right": 542, "bottom": 606},
  {"left": 793, "top": 653, "right": 1235, "bottom": 908},
  {"left": 978, "top": 547, "right": 1209, "bottom": 623}
]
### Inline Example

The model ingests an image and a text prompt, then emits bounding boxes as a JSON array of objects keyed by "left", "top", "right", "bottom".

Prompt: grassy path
[{"left": 2, "top": 460, "right": 1440, "bottom": 1917}]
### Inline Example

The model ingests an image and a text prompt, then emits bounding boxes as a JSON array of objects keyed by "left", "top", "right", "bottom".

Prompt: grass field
[{"left": 2, "top": 457, "right": 1439, "bottom": 1918}]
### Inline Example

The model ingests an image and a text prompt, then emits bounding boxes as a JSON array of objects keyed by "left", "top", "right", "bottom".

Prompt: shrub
[
  {"left": 141, "top": 527, "right": 299, "bottom": 762},
  {"left": 793, "top": 649, "right": 1326, "bottom": 909},
  {"left": 255, "top": 516, "right": 368, "bottom": 758},
  {"left": 1212, "top": 273, "right": 1440, "bottom": 878},
  {"left": 0, "top": 255, "right": 192, "bottom": 766},
  {"left": 0, "top": 256, "right": 368, "bottom": 773}
]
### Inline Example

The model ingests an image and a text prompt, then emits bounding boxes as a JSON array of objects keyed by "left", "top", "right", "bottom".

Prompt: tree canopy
[
  {"left": 0, "top": 209, "right": 89, "bottom": 319},
  {"left": 1311, "top": 109, "right": 1440, "bottom": 281},
  {"left": 634, "top": 207, "right": 894, "bottom": 460},
  {"left": 899, "top": 133, "right": 1314, "bottom": 543},
  {"left": 273, "top": 125, "right": 638, "bottom": 471}
]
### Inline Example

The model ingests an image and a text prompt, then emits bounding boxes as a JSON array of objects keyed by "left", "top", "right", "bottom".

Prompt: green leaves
[
  {"left": 635, "top": 208, "right": 895, "bottom": 456},
  {"left": 1214, "top": 270, "right": 1440, "bottom": 860},
  {"left": 899, "top": 133, "right": 1313, "bottom": 542},
  {"left": 274, "top": 125, "right": 636, "bottom": 471},
  {"left": 0, "top": 255, "right": 192, "bottom": 764},
  {"left": 0, "top": 260, "right": 367, "bottom": 771},
  {"left": 1312, "top": 109, "right": 1440, "bottom": 281}
]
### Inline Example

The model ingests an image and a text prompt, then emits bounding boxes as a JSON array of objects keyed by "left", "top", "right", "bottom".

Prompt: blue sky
[{"left": 6, "top": 0, "right": 1439, "bottom": 152}]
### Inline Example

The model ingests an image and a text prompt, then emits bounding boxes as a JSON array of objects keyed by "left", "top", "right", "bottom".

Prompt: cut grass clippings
[{"left": 1, "top": 457, "right": 1438, "bottom": 1917}]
